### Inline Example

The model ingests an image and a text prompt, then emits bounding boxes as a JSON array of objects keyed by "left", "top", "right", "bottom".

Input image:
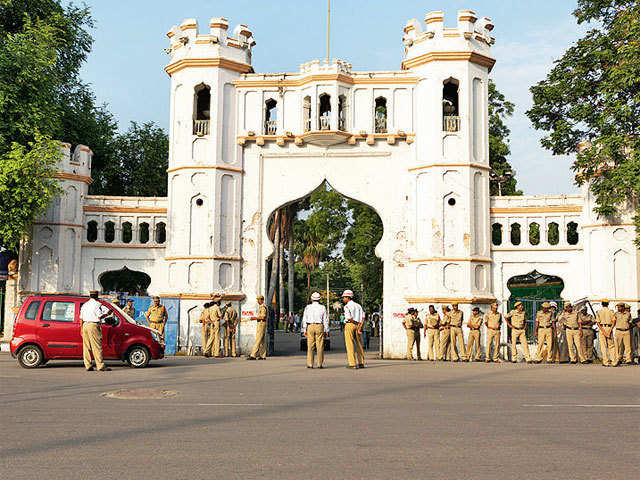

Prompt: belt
[
  {"left": 346, "top": 320, "right": 360, "bottom": 325},
  {"left": 512, "top": 327, "right": 525, "bottom": 330},
  {"left": 538, "top": 326, "right": 552, "bottom": 329},
  {"left": 440, "top": 327, "right": 450, "bottom": 330},
  {"left": 565, "top": 326, "right": 580, "bottom": 330},
  {"left": 307, "top": 322, "right": 324, "bottom": 325},
  {"left": 616, "top": 328, "right": 630, "bottom": 332},
  {"left": 469, "top": 327, "right": 480, "bottom": 330},
  {"left": 487, "top": 326, "right": 500, "bottom": 331},
  {"left": 427, "top": 327, "right": 439, "bottom": 330},
  {"left": 600, "top": 324, "right": 612, "bottom": 327},
  {"left": 256, "top": 319, "right": 266, "bottom": 322},
  {"left": 450, "top": 325, "right": 462, "bottom": 328}
]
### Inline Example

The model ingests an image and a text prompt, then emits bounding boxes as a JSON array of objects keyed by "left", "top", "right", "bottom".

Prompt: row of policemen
[
  {"left": 199, "top": 296, "right": 239, "bottom": 358},
  {"left": 403, "top": 300, "right": 638, "bottom": 366}
]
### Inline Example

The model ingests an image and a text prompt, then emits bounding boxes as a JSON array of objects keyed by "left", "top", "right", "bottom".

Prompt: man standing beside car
[
  {"left": 80, "top": 291, "right": 111, "bottom": 372},
  {"left": 145, "top": 296, "right": 168, "bottom": 339}
]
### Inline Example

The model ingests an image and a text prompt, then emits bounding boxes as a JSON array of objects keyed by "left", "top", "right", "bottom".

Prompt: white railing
[
  {"left": 304, "top": 119, "right": 311, "bottom": 132},
  {"left": 375, "top": 117, "right": 387, "bottom": 134},
  {"left": 264, "top": 120, "right": 277, "bottom": 135},
  {"left": 320, "top": 115, "right": 331, "bottom": 130},
  {"left": 193, "top": 119, "right": 210, "bottom": 136},
  {"left": 443, "top": 116, "right": 460, "bottom": 132}
]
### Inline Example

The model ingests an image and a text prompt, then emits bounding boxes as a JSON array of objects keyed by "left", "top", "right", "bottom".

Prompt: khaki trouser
[
  {"left": 344, "top": 322, "right": 364, "bottom": 367},
  {"left": 250, "top": 321, "right": 267, "bottom": 359},
  {"left": 582, "top": 330, "right": 595, "bottom": 361},
  {"left": 511, "top": 328, "right": 531, "bottom": 362},
  {"left": 536, "top": 328, "right": 554, "bottom": 363},
  {"left": 204, "top": 323, "right": 216, "bottom": 356},
  {"left": 201, "top": 323, "right": 211, "bottom": 355},
  {"left": 486, "top": 329, "right": 500, "bottom": 361},
  {"left": 450, "top": 326, "right": 467, "bottom": 361},
  {"left": 565, "top": 329, "right": 586, "bottom": 362},
  {"left": 438, "top": 329, "right": 451, "bottom": 360},
  {"left": 426, "top": 329, "right": 439, "bottom": 360},
  {"left": 150, "top": 321, "right": 165, "bottom": 337},
  {"left": 615, "top": 330, "right": 632, "bottom": 364},
  {"left": 306, "top": 323, "right": 325, "bottom": 367},
  {"left": 406, "top": 329, "right": 420, "bottom": 360},
  {"left": 599, "top": 330, "right": 616, "bottom": 366},
  {"left": 82, "top": 322, "right": 105, "bottom": 370},
  {"left": 466, "top": 329, "right": 481, "bottom": 360},
  {"left": 224, "top": 327, "right": 236, "bottom": 357}
]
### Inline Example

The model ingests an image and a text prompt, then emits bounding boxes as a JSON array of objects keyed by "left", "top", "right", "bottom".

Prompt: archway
[
  {"left": 98, "top": 267, "right": 152, "bottom": 295},
  {"left": 264, "top": 181, "right": 383, "bottom": 356}
]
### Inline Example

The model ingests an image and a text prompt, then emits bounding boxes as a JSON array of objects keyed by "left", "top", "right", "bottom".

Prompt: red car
[{"left": 9, "top": 295, "right": 164, "bottom": 368}]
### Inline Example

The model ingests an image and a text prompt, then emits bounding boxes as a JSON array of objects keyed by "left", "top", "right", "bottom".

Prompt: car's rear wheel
[
  {"left": 17, "top": 345, "right": 44, "bottom": 369},
  {"left": 127, "top": 345, "right": 150, "bottom": 368}
]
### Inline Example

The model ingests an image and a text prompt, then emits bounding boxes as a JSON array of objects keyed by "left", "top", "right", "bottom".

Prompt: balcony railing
[
  {"left": 443, "top": 115, "right": 460, "bottom": 132},
  {"left": 375, "top": 117, "right": 387, "bottom": 134},
  {"left": 319, "top": 115, "right": 331, "bottom": 130},
  {"left": 193, "top": 119, "right": 210, "bottom": 136},
  {"left": 264, "top": 120, "right": 277, "bottom": 135}
]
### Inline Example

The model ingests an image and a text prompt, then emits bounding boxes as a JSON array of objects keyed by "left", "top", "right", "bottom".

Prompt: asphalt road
[{"left": 1, "top": 332, "right": 639, "bottom": 480}]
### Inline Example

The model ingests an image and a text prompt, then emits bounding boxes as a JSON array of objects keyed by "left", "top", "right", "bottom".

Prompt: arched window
[
  {"left": 529, "top": 222, "right": 540, "bottom": 246},
  {"left": 491, "top": 223, "right": 503, "bottom": 246},
  {"left": 338, "top": 95, "right": 347, "bottom": 131},
  {"left": 547, "top": 222, "right": 559, "bottom": 245},
  {"left": 319, "top": 93, "right": 331, "bottom": 130},
  {"left": 104, "top": 221, "right": 115, "bottom": 243},
  {"left": 567, "top": 222, "right": 579, "bottom": 245},
  {"left": 193, "top": 84, "right": 211, "bottom": 136},
  {"left": 155, "top": 222, "right": 167, "bottom": 244},
  {"left": 139, "top": 222, "right": 150, "bottom": 244},
  {"left": 303, "top": 96, "right": 311, "bottom": 132},
  {"left": 87, "top": 221, "right": 98, "bottom": 243},
  {"left": 264, "top": 99, "right": 277, "bottom": 135},
  {"left": 375, "top": 97, "right": 387, "bottom": 133},
  {"left": 443, "top": 79, "right": 460, "bottom": 132},
  {"left": 122, "top": 222, "right": 133, "bottom": 244},
  {"left": 510, "top": 223, "right": 521, "bottom": 246}
]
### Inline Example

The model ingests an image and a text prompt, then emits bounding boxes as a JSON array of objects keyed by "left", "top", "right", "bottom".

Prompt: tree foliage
[{"left": 527, "top": 0, "right": 640, "bottom": 241}]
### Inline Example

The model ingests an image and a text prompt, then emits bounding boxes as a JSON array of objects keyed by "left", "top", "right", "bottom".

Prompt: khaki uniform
[
  {"left": 557, "top": 311, "right": 586, "bottom": 362},
  {"left": 535, "top": 311, "right": 555, "bottom": 363},
  {"left": 424, "top": 313, "right": 440, "bottom": 361},
  {"left": 123, "top": 305, "right": 135, "bottom": 319},
  {"left": 596, "top": 307, "right": 616, "bottom": 366},
  {"left": 438, "top": 313, "right": 451, "bottom": 360},
  {"left": 250, "top": 304, "right": 268, "bottom": 359},
  {"left": 449, "top": 310, "right": 467, "bottom": 361},
  {"left": 466, "top": 314, "right": 483, "bottom": 361},
  {"left": 614, "top": 311, "right": 632, "bottom": 364},
  {"left": 200, "top": 308, "right": 211, "bottom": 356},
  {"left": 403, "top": 314, "right": 421, "bottom": 360},
  {"left": 147, "top": 304, "right": 168, "bottom": 337},
  {"left": 223, "top": 306, "right": 238, "bottom": 357},
  {"left": 554, "top": 313, "right": 569, "bottom": 363},
  {"left": 82, "top": 322, "right": 105, "bottom": 370},
  {"left": 206, "top": 304, "right": 223, "bottom": 357},
  {"left": 505, "top": 309, "right": 531, "bottom": 362},
  {"left": 484, "top": 311, "right": 502, "bottom": 362},
  {"left": 579, "top": 312, "right": 596, "bottom": 361}
]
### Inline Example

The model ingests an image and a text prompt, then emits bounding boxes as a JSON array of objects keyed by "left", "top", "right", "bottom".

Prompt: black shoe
[
  {"left": 318, "top": 366, "right": 324, "bottom": 369},
  {"left": 570, "top": 361, "right": 577, "bottom": 364},
  {"left": 346, "top": 366, "right": 357, "bottom": 369},
  {"left": 581, "top": 361, "right": 589, "bottom": 365},
  {"left": 247, "top": 356, "right": 256, "bottom": 360},
  {"left": 98, "top": 367, "right": 111, "bottom": 371},
  {"left": 306, "top": 366, "right": 313, "bottom": 369},
  {"left": 357, "top": 364, "right": 365, "bottom": 368},
  {"left": 258, "top": 357, "right": 266, "bottom": 360},
  {"left": 86, "top": 367, "right": 95, "bottom": 371}
]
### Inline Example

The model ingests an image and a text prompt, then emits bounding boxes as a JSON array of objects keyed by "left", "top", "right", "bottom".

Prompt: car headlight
[{"left": 151, "top": 332, "right": 164, "bottom": 345}]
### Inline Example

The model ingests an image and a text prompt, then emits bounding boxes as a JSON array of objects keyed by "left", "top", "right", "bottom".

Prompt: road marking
[
  {"left": 524, "top": 404, "right": 640, "bottom": 408},
  {"left": 197, "top": 403, "right": 265, "bottom": 406}
]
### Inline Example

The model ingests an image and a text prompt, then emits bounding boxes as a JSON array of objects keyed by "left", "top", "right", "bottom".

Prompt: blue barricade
[{"left": 122, "top": 296, "right": 180, "bottom": 355}]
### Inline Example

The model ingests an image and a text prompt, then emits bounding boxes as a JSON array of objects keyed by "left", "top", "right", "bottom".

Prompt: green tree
[
  {"left": 488, "top": 79, "right": 521, "bottom": 196},
  {"left": 0, "top": 136, "right": 62, "bottom": 250},
  {"left": 527, "top": 0, "right": 640, "bottom": 242}
]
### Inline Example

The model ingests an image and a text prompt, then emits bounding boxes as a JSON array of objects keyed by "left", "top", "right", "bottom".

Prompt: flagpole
[{"left": 326, "top": 0, "right": 330, "bottom": 63}]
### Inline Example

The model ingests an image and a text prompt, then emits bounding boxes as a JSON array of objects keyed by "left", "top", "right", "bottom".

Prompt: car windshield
[{"left": 106, "top": 302, "right": 137, "bottom": 325}]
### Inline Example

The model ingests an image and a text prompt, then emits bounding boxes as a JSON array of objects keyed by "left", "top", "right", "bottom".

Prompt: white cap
[
  {"left": 342, "top": 289, "right": 354, "bottom": 298},
  {"left": 311, "top": 292, "right": 321, "bottom": 301}
]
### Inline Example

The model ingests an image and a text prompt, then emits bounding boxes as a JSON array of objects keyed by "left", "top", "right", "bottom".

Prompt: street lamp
[{"left": 490, "top": 169, "right": 514, "bottom": 196}]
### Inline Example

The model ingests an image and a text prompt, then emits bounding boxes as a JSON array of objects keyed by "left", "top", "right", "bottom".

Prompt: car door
[
  {"left": 100, "top": 303, "right": 124, "bottom": 359},
  {"left": 40, "top": 300, "right": 82, "bottom": 358}
]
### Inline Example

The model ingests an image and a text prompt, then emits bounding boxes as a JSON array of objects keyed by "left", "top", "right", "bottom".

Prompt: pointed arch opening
[
  {"left": 193, "top": 83, "right": 211, "bottom": 136},
  {"left": 443, "top": 78, "right": 460, "bottom": 132}
]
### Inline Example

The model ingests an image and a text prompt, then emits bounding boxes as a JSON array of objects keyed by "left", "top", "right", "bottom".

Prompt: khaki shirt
[
  {"left": 614, "top": 311, "right": 632, "bottom": 330},
  {"left": 449, "top": 310, "right": 463, "bottom": 327},
  {"left": 506, "top": 309, "right": 526, "bottom": 329},
  {"left": 596, "top": 307, "right": 615, "bottom": 326},
  {"left": 147, "top": 305, "right": 167, "bottom": 324},
  {"left": 558, "top": 311, "right": 580, "bottom": 328},
  {"left": 536, "top": 311, "right": 553, "bottom": 328},
  {"left": 425, "top": 313, "right": 439, "bottom": 329},
  {"left": 468, "top": 314, "right": 483, "bottom": 329},
  {"left": 256, "top": 304, "right": 267, "bottom": 320},
  {"left": 579, "top": 312, "right": 595, "bottom": 328},
  {"left": 224, "top": 307, "right": 238, "bottom": 328},
  {"left": 440, "top": 312, "right": 451, "bottom": 328},
  {"left": 208, "top": 304, "right": 223, "bottom": 323},
  {"left": 199, "top": 309, "right": 208, "bottom": 324},
  {"left": 485, "top": 311, "right": 502, "bottom": 329},
  {"left": 403, "top": 314, "right": 418, "bottom": 329}
]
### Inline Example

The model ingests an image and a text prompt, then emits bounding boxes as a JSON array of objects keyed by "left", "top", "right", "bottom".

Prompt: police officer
[
  {"left": 466, "top": 307, "right": 483, "bottom": 362},
  {"left": 79, "top": 291, "right": 110, "bottom": 371},
  {"left": 613, "top": 302, "right": 633, "bottom": 365},
  {"left": 207, "top": 295, "right": 224, "bottom": 358},
  {"left": 248, "top": 295, "right": 268, "bottom": 360},
  {"left": 423, "top": 305, "right": 440, "bottom": 361},
  {"left": 342, "top": 289, "right": 365, "bottom": 369},
  {"left": 534, "top": 302, "right": 555, "bottom": 364},
  {"left": 123, "top": 299, "right": 136, "bottom": 320},
  {"left": 145, "top": 296, "right": 168, "bottom": 338},
  {"left": 579, "top": 306, "right": 596, "bottom": 363},
  {"left": 223, "top": 301, "right": 239, "bottom": 357},
  {"left": 484, "top": 303, "right": 502, "bottom": 363},
  {"left": 505, "top": 301, "right": 532, "bottom": 363},
  {"left": 557, "top": 303, "right": 587, "bottom": 364},
  {"left": 403, "top": 308, "right": 422, "bottom": 361},
  {"left": 438, "top": 306, "right": 451, "bottom": 361},
  {"left": 199, "top": 302, "right": 212, "bottom": 357},
  {"left": 596, "top": 300, "right": 616, "bottom": 367},
  {"left": 302, "top": 292, "right": 329, "bottom": 368},
  {"left": 448, "top": 303, "right": 467, "bottom": 362}
]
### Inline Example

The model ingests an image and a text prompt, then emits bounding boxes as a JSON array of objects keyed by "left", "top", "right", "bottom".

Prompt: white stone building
[{"left": 5, "top": 11, "right": 639, "bottom": 358}]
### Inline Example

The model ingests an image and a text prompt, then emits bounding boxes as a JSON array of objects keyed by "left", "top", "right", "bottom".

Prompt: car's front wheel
[
  {"left": 127, "top": 345, "right": 150, "bottom": 368},
  {"left": 17, "top": 345, "right": 44, "bottom": 369}
]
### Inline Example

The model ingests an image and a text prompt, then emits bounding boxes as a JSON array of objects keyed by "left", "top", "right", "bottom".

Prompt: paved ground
[{"left": 1, "top": 331, "right": 639, "bottom": 480}]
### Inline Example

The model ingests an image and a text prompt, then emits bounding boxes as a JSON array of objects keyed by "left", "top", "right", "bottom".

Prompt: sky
[{"left": 76, "top": 0, "right": 587, "bottom": 196}]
